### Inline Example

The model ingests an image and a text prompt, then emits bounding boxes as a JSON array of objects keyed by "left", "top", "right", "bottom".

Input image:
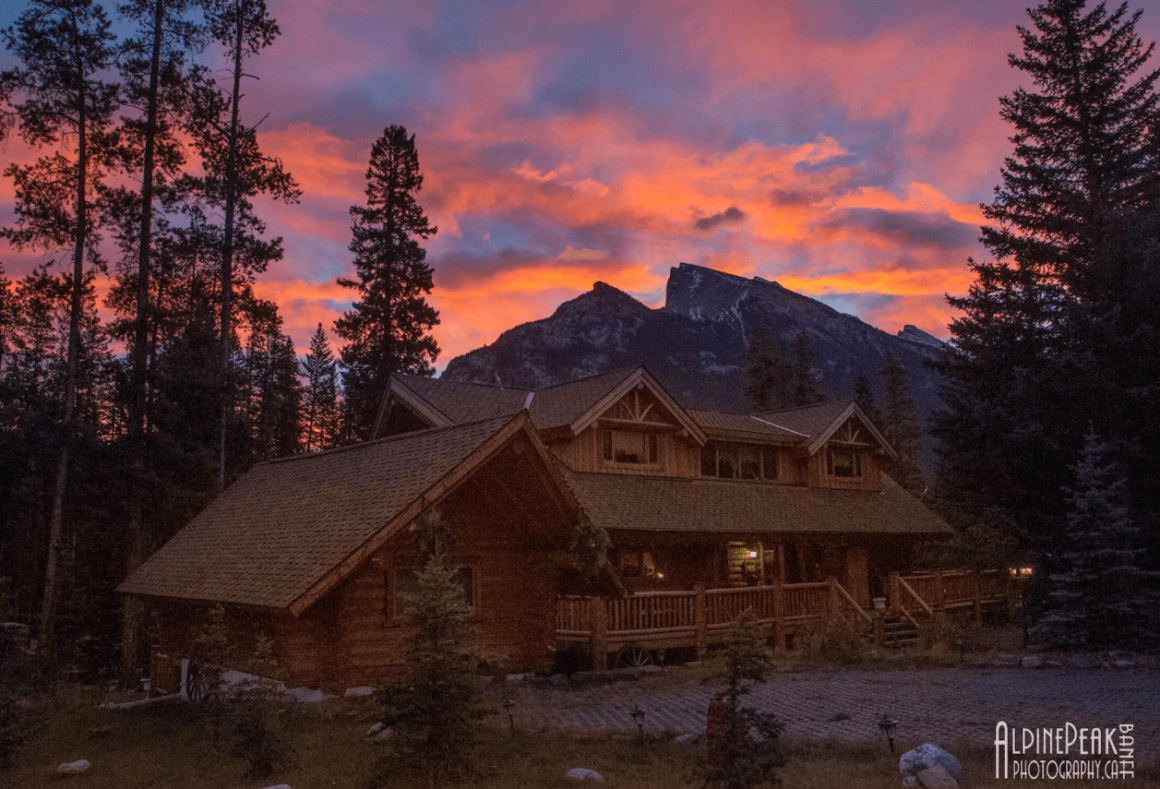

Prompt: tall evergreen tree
[
  {"left": 191, "top": 0, "right": 297, "bottom": 489},
  {"left": 745, "top": 326, "right": 824, "bottom": 412},
  {"left": 1030, "top": 432, "right": 1154, "bottom": 648},
  {"left": 336, "top": 125, "right": 439, "bottom": 442},
  {"left": 0, "top": 0, "right": 120, "bottom": 658},
  {"left": 301, "top": 323, "right": 339, "bottom": 453},
  {"left": 934, "top": 0, "right": 1160, "bottom": 557},
  {"left": 880, "top": 353, "right": 925, "bottom": 494}
]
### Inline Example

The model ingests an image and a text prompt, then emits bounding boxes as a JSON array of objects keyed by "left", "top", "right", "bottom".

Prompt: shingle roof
[
  {"left": 527, "top": 368, "right": 639, "bottom": 428},
  {"left": 753, "top": 400, "right": 854, "bottom": 439},
  {"left": 392, "top": 367, "right": 640, "bottom": 431},
  {"left": 561, "top": 469, "right": 952, "bottom": 536},
  {"left": 119, "top": 416, "right": 523, "bottom": 611},
  {"left": 686, "top": 409, "right": 806, "bottom": 444},
  {"left": 394, "top": 376, "right": 529, "bottom": 424}
]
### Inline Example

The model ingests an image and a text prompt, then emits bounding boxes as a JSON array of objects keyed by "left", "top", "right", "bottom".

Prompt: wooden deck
[{"left": 556, "top": 570, "right": 1014, "bottom": 668}]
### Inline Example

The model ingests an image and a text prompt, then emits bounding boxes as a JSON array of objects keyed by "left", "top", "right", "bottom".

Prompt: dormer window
[
  {"left": 826, "top": 449, "right": 862, "bottom": 478},
  {"left": 701, "top": 443, "right": 779, "bottom": 480},
  {"left": 602, "top": 430, "right": 659, "bottom": 465}
]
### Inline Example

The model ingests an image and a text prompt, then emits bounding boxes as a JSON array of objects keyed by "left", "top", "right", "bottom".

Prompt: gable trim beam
[
  {"left": 805, "top": 402, "right": 898, "bottom": 460},
  {"left": 570, "top": 368, "right": 707, "bottom": 445}
]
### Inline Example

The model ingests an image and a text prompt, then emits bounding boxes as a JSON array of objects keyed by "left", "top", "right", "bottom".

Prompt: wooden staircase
[{"left": 881, "top": 614, "right": 921, "bottom": 647}]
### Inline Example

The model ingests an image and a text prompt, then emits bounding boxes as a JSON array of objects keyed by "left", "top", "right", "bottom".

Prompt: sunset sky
[{"left": 3, "top": 0, "right": 1159, "bottom": 368}]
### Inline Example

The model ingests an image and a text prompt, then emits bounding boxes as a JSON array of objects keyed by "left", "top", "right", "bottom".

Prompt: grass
[{"left": 6, "top": 690, "right": 1159, "bottom": 789}]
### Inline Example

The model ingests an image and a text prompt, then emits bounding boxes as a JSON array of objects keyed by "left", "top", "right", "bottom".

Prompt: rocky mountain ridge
[{"left": 442, "top": 263, "right": 943, "bottom": 418}]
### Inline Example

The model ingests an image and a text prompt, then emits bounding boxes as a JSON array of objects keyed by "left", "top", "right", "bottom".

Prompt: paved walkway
[{"left": 494, "top": 667, "right": 1160, "bottom": 753}]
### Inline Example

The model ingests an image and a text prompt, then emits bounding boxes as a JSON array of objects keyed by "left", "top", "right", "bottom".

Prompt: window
[
  {"left": 390, "top": 566, "right": 474, "bottom": 620},
  {"left": 826, "top": 449, "right": 862, "bottom": 478},
  {"left": 701, "top": 442, "right": 780, "bottom": 481},
  {"left": 602, "top": 430, "right": 659, "bottom": 465},
  {"left": 617, "top": 550, "right": 662, "bottom": 579}
]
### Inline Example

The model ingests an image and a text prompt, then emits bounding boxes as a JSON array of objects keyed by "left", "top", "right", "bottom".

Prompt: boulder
[
  {"left": 344, "top": 686, "right": 375, "bottom": 698},
  {"left": 56, "top": 759, "right": 91, "bottom": 776},
  {"left": 1113, "top": 659, "right": 1135, "bottom": 669},
  {"left": 917, "top": 765, "right": 960, "bottom": 789},
  {"left": 285, "top": 686, "right": 334, "bottom": 703},
  {"left": 565, "top": 767, "right": 604, "bottom": 782},
  {"left": 900, "top": 744, "right": 962, "bottom": 782},
  {"left": 366, "top": 722, "right": 385, "bottom": 737},
  {"left": 1021, "top": 656, "right": 1043, "bottom": 669},
  {"left": 673, "top": 733, "right": 698, "bottom": 743},
  {"left": 374, "top": 727, "right": 394, "bottom": 743}
]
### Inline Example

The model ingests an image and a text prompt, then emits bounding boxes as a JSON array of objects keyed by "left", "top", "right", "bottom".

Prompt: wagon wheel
[{"left": 615, "top": 644, "right": 653, "bottom": 669}]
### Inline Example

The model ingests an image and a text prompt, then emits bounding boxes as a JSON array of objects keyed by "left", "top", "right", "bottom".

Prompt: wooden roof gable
[
  {"left": 554, "top": 367, "right": 706, "bottom": 444},
  {"left": 119, "top": 413, "right": 571, "bottom": 615},
  {"left": 801, "top": 401, "right": 898, "bottom": 459}
]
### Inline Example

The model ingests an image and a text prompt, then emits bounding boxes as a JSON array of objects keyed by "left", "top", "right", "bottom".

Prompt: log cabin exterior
[{"left": 121, "top": 366, "right": 967, "bottom": 692}]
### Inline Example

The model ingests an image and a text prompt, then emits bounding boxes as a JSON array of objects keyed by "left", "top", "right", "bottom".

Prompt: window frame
[
  {"left": 601, "top": 429, "right": 660, "bottom": 467},
  {"left": 825, "top": 449, "right": 863, "bottom": 478}
]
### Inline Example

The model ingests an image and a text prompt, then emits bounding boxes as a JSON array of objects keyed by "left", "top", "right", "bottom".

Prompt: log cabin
[{"left": 121, "top": 366, "right": 999, "bottom": 693}]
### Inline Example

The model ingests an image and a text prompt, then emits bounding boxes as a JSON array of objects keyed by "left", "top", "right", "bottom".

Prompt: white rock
[
  {"left": 1021, "top": 656, "right": 1044, "bottom": 669},
  {"left": 367, "top": 722, "right": 385, "bottom": 736},
  {"left": 374, "top": 727, "right": 394, "bottom": 743},
  {"left": 506, "top": 673, "right": 527, "bottom": 682},
  {"left": 285, "top": 686, "right": 334, "bottom": 703},
  {"left": 344, "top": 686, "right": 375, "bottom": 697},
  {"left": 899, "top": 744, "right": 962, "bottom": 782},
  {"left": 917, "top": 765, "right": 960, "bottom": 789},
  {"left": 673, "top": 733, "right": 698, "bottom": 743},
  {"left": 565, "top": 767, "right": 604, "bottom": 782},
  {"left": 902, "top": 777, "right": 919, "bottom": 788},
  {"left": 56, "top": 759, "right": 91, "bottom": 775}
]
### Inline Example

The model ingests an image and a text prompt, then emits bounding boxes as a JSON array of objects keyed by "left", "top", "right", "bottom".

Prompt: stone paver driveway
[{"left": 497, "top": 667, "right": 1160, "bottom": 753}]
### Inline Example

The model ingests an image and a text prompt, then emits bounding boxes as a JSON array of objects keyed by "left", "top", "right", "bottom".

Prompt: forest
[
  {"left": 0, "top": 0, "right": 439, "bottom": 681},
  {"left": 3, "top": 0, "right": 1160, "bottom": 687}
]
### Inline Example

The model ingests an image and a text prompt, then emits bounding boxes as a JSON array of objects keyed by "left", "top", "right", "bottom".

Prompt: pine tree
[
  {"left": 1, "top": 0, "right": 120, "bottom": 659},
  {"left": 881, "top": 353, "right": 925, "bottom": 494},
  {"left": 189, "top": 0, "right": 298, "bottom": 489},
  {"left": 301, "top": 323, "right": 339, "bottom": 452},
  {"left": 788, "top": 331, "right": 824, "bottom": 408},
  {"left": 934, "top": 0, "right": 1160, "bottom": 557},
  {"left": 745, "top": 326, "right": 823, "bottom": 412},
  {"left": 379, "top": 513, "right": 484, "bottom": 788},
  {"left": 706, "top": 610, "right": 784, "bottom": 789},
  {"left": 1030, "top": 432, "right": 1154, "bottom": 649},
  {"left": 336, "top": 125, "right": 439, "bottom": 442},
  {"left": 852, "top": 371, "right": 880, "bottom": 425}
]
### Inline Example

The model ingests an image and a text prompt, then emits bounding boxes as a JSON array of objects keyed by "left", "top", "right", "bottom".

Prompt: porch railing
[{"left": 558, "top": 570, "right": 1014, "bottom": 669}]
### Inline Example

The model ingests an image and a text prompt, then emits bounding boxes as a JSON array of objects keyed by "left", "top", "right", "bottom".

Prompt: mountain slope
[{"left": 442, "top": 263, "right": 943, "bottom": 417}]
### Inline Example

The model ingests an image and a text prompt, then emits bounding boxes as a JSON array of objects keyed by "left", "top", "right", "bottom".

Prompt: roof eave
[{"left": 568, "top": 367, "right": 707, "bottom": 445}]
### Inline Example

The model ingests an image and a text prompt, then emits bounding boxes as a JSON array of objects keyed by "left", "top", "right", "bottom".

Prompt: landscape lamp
[
  {"left": 878, "top": 714, "right": 899, "bottom": 753},
  {"left": 630, "top": 704, "right": 646, "bottom": 740}
]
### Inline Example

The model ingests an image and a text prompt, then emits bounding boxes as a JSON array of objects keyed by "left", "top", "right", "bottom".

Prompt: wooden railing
[{"left": 558, "top": 570, "right": 1015, "bottom": 668}]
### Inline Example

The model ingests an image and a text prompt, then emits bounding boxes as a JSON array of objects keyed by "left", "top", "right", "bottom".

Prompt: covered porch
[{"left": 556, "top": 570, "right": 1014, "bottom": 669}]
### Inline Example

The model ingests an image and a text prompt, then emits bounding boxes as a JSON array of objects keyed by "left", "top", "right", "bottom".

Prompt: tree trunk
[
  {"left": 40, "top": 47, "right": 88, "bottom": 660},
  {"left": 217, "top": 5, "right": 244, "bottom": 493},
  {"left": 121, "top": 0, "right": 166, "bottom": 685}
]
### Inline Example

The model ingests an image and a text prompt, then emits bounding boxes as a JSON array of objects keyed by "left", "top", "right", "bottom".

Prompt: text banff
[{"left": 995, "top": 722, "right": 1135, "bottom": 779}]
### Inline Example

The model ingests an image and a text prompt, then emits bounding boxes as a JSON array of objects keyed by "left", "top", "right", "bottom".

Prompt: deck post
[
  {"left": 872, "top": 612, "right": 885, "bottom": 646},
  {"left": 887, "top": 573, "right": 901, "bottom": 615},
  {"left": 694, "top": 584, "right": 708, "bottom": 660},
  {"left": 771, "top": 578, "right": 786, "bottom": 652},
  {"left": 825, "top": 576, "right": 839, "bottom": 618},
  {"left": 933, "top": 570, "right": 946, "bottom": 628},
  {"left": 588, "top": 597, "right": 608, "bottom": 671}
]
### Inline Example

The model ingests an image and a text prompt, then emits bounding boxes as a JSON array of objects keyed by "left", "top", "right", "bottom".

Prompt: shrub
[
  {"left": 796, "top": 616, "right": 869, "bottom": 664},
  {"left": 705, "top": 609, "right": 785, "bottom": 789}
]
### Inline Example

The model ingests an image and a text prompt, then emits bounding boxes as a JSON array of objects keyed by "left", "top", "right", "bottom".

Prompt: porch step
[{"left": 882, "top": 617, "right": 921, "bottom": 647}]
